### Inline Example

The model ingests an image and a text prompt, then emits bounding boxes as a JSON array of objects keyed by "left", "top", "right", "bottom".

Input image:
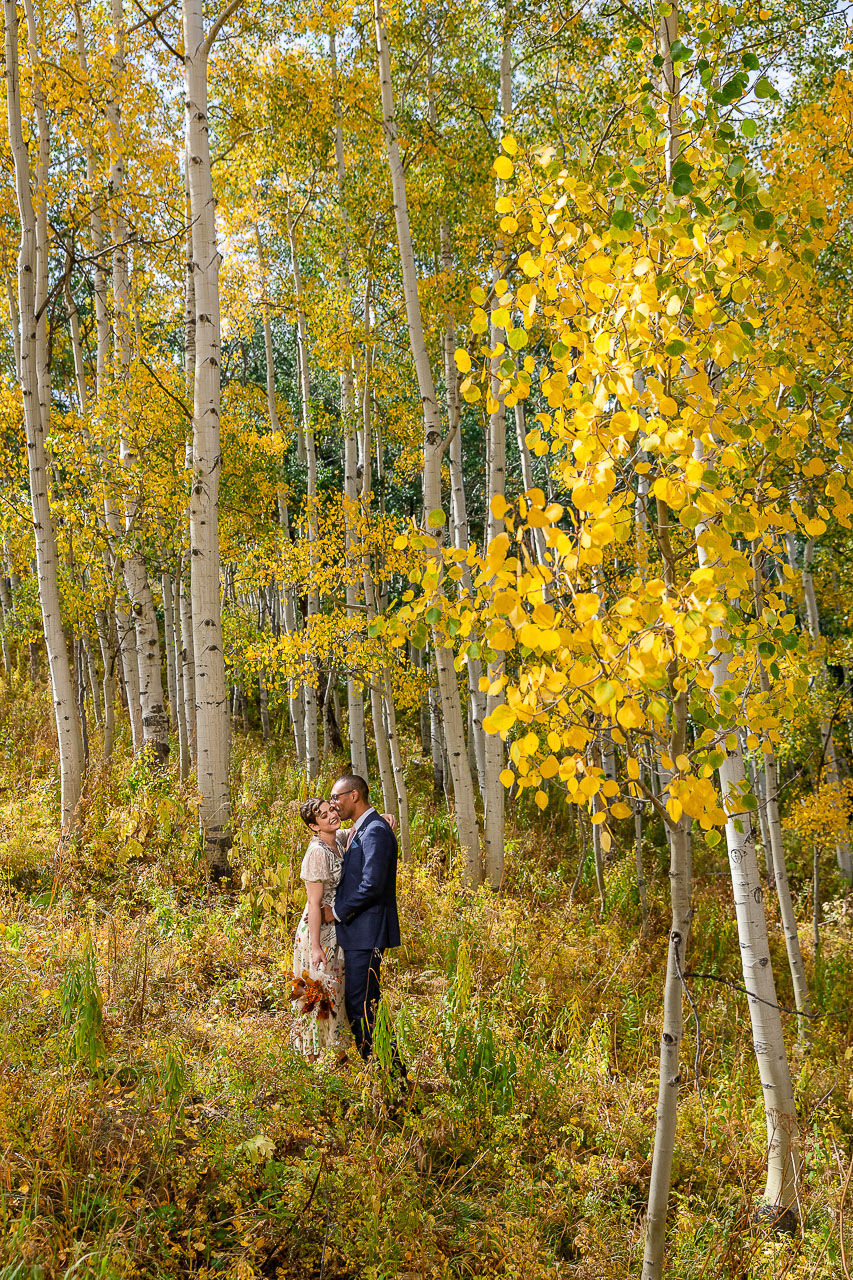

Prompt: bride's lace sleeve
[{"left": 300, "top": 839, "right": 332, "bottom": 884}]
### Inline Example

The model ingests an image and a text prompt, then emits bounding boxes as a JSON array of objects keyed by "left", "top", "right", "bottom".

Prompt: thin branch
[
  {"left": 128, "top": 0, "right": 183, "bottom": 60},
  {"left": 138, "top": 358, "right": 193, "bottom": 421},
  {"left": 200, "top": 0, "right": 244, "bottom": 61},
  {"left": 128, "top": 0, "right": 177, "bottom": 35}
]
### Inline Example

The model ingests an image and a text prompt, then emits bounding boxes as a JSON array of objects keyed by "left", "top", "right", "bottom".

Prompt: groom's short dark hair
[{"left": 336, "top": 774, "right": 369, "bottom": 802}]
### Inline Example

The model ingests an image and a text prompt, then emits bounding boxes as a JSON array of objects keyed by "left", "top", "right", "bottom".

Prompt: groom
[{"left": 323, "top": 775, "right": 403, "bottom": 1067}]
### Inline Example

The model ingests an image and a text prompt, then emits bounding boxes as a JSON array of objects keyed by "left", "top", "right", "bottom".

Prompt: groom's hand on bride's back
[{"left": 321, "top": 904, "right": 335, "bottom": 924}]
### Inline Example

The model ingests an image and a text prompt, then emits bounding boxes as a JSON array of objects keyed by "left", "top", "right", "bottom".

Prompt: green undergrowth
[{"left": 0, "top": 685, "right": 850, "bottom": 1279}]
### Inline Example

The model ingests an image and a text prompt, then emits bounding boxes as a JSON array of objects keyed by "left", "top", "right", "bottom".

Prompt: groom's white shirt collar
[{"left": 350, "top": 805, "right": 376, "bottom": 838}]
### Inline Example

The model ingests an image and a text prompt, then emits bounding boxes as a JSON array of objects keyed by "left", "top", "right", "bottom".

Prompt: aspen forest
[{"left": 2, "top": 0, "right": 853, "bottom": 1273}]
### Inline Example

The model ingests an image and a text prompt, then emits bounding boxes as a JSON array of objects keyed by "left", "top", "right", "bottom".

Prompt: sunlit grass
[{"left": 0, "top": 687, "right": 849, "bottom": 1278}]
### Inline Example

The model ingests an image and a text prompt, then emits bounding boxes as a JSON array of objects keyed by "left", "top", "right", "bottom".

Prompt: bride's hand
[
  {"left": 382, "top": 813, "right": 398, "bottom": 832},
  {"left": 312, "top": 944, "right": 326, "bottom": 971}
]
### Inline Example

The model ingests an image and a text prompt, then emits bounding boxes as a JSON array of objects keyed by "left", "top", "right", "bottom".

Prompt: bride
[{"left": 290, "top": 796, "right": 395, "bottom": 1062}]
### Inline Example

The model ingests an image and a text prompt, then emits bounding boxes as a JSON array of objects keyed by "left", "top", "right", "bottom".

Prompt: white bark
[
  {"left": 4, "top": 0, "right": 84, "bottom": 830},
  {"left": 689, "top": 478, "right": 799, "bottom": 1223},
  {"left": 109, "top": 0, "right": 169, "bottom": 762},
  {"left": 641, "top": 815, "right": 691, "bottom": 1277},
  {"left": 712, "top": 647, "right": 800, "bottom": 1221},
  {"left": 94, "top": 607, "right": 116, "bottom": 759},
  {"left": 330, "top": 53, "right": 370, "bottom": 782},
  {"left": 170, "top": 564, "right": 190, "bottom": 778},
  {"left": 116, "top": 599, "right": 143, "bottom": 750},
  {"left": 285, "top": 204, "right": 320, "bottom": 782},
  {"left": 441, "top": 222, "right": 485, "bottom": 794},
  {"left": 642, "top": 20, "right": 689, "bottom": 1272},
  {"left": 178, "top": 552, "right": 198, "bottom": 767},
  {"left": 375, "top": 2, "right": 481, "bottom": 880},
  {"left": 183, "top": 0, "right": 236, "bottom": 878},
  {"left": 483, "top": 272, "right": 507, "bottom": 889}
]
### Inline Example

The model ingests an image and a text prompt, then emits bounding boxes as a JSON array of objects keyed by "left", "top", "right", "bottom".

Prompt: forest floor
[{"left": 0, "top": 683, "right": 850, "bottom": 1280}]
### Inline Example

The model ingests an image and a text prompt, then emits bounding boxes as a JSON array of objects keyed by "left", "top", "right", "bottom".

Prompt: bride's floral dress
[{"left": 290, "top": 832, "right": 347, "bottom": 1057}]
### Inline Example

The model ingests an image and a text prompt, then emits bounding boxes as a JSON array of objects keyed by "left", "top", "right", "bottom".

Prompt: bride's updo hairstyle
[{"left": 299, "top": 797, "right": 326, "bottom": 830}]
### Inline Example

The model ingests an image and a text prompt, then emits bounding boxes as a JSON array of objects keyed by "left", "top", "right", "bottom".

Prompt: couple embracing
[{"left": 291, "top": 774, "right": 404, "bottom": 1073}]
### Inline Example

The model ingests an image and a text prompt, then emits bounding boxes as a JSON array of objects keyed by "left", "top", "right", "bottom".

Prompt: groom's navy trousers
[{"left": 334, "top": 811, "right": 403, "bottom": 1065}]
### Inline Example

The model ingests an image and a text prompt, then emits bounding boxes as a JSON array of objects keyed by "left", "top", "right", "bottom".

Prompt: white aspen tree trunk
[
  {"left": 331, "top": 36, "right": 369, "bottom": 783},
  {"left": 483, "top": 361, "right": 506, "bottom": 887},
  {"left": 94, "top": 607, "right": 116, "bottom": 760},
  {"left": 641, "top": 810, "right": 691, "bottom": 1278},
  {"left": 427, "top": 77, "right": 484, "bottom": 796},
  {"left": 5, "top": 0, "right": 84, "bottom": 830},
  {"left": 178, "top": 553, "right": 198, "bottom": 767},
  {"left": 285, "top": 204, "right": 320, "bottom": 783},
  {"left": 382, "top": 675, "right": 411, "bottom": 860},
  {"left": 64, "top": 279, "right": 88, "bottom": 413},
  {"left": 5, "top": 277, "right": 21, "bottom": 379},
  {"left": 73, "top": 2, "right": 110, "bottom": 400},
  {"left": 633, "top": 792, "right": 649, "bottom": 934},
  {"left": 116, "top": 599, "right": 143, "bottom": 750},
  {"left": 375, "top": 4, "right": 481, "bottom": 879},
  {"left": 749, "top": 549, "right": 812, "bottom": 1039},
  {"left": 82, "top": 632, "right": 101, "bottom": 725},
  {"left": 170, "top": 564, "right": 190, "bottom": 778},
  {"left": 691, "top": 478, "right": 799, "bottom": 1223},
  {"left": 108, "top": 0, "right": 169, "bottom": 762},
  {"left": 281, "top": 585, "right": 306, "bottom": 765},
  {"left": 0, "top": 572, "right": 13, "bottom": 676},
  {"left": 441, "top": 223, "right": 486, "bottom": 794},
  {"left": 642, "top": 22, "right": 690, "bottom": 1273},
  {"left": 484, "top": 38, "right": 510, "bottom": 884},
  {"left": 183, "top": 0, "right": 237, "bottom": 879},
  {"left": 485, "top": 27, "right": 511, "bottom": 882},
  {"left": 711, "top": 647, "right": 800, "bottom": 1224},
  {"left": 162, "top": 572, "right": 179, "bottom": 740},
  {"left": 368, "top": 682, "right": 395, "bottom": 814},
  {"left": 786, "top": 532, "right": 853, "bottom": 880},
  {"left": 642, "top": 685, "right": 691, "bottom": 1277}
]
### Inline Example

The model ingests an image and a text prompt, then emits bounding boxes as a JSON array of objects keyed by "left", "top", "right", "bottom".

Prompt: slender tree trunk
[
  {"left": 4, "top": 0, "right": 84, "bottom": 830},
  {"left": 382, "top": 673, "right": 411, "bottom": 861},
  {"left": 752, "top": 546, "right": 811, "bottom": 1039},
  {"left": 94, "top": 607, "right": 116, "bottom": 760},
  {"left": 183, "top": 0, "right": 235, "bottom": 879},
  {"left": 713, "top": 648, "right": 799, "bottom": 1223},
  {"left": 285, "top": 204, "right": 320, "bottom": 782},
  {"left": 259, "top": 670, "right": 271, "bottom": 743},
  {"left": 108, "top": 0, "right": 169, "bottom": 763},
  {"left": 691, "top": 450, "right": 799, "bottom": 1224},
  {"left": 439, "top": 205, "right": 485, "bottom": 798},
  {"left": 429, "top": 686, "right": 445, "bottom": 797},
  {"left": 116, "top": 600, "right": 143, "bottom": 750},
  {"left": 162, "top": 572, "right": 179, "bottom": 747},
  {"left": 369, "top": 682, "right": 395, "bottom": 815},
  {"left": 0, "top": 573, "right": 13, "bottom": 675},
  {"left": 329, "top": 34, "right": 370, "bottom": 783},
  {"left": 83, "top": 633, "right": 101, "bottom": 725},
  {"left": 170, "top": 565, "right": 189, "bottom": 778},
  {"left": 375, "top": 0, "right": 481, "bottom": 882},
  {"left": 634, "top": 796, "right": 649, "bottom": 935},
  {"left": 641, "top": 814, "right": 691, "bottom": 1277},
  {"left": 178, "top": 552, "right": 197, "bottom": 768}
]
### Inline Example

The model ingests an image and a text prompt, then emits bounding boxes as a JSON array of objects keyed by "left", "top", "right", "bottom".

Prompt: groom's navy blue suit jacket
[{"left": 334, "top": 810, "right": 400, "bottom": 951}]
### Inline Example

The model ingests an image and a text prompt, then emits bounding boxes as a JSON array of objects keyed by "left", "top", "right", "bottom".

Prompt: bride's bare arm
[{"left": 305, "top": 881, "right": 326, "bottom": 971}]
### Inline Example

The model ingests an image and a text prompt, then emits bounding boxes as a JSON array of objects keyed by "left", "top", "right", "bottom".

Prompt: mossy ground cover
[{"left": 0, "top": 686, "right": 850, "bottom": 1279}]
